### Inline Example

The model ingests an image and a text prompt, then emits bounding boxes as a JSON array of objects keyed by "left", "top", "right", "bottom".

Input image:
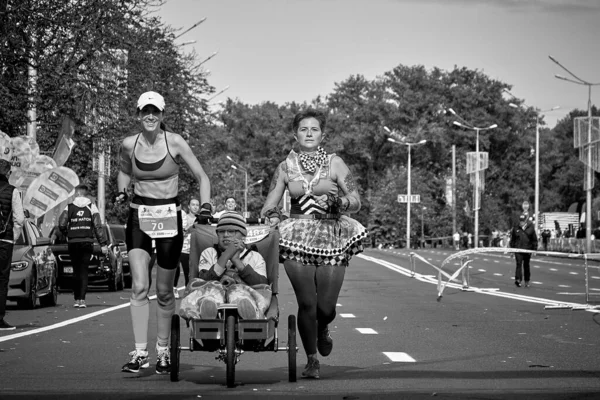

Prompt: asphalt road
[{"left": 1, "top": 247, "right": 599, "bottom": 400}]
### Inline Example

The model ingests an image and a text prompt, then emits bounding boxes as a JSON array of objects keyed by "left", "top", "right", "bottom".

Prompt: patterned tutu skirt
[{"left": 279, "top": 215, "right": 367, "bottom": 266}]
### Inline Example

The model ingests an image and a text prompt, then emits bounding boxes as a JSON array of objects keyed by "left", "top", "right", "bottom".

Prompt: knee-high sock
[
  {"left": 156, "top": 299, "right": 176, "bottom": 347},
  {"left": 130, "top": 297, "right": 149, "bottom": 351}
]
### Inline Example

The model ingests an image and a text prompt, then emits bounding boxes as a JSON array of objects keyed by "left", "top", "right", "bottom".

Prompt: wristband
[{"left": 264, "top": 207, "right": 281, "bottom": 220}]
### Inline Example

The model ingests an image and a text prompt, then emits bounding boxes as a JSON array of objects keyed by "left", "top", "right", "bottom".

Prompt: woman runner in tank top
[{"left": 115, "top": 91, "right": 211, "bottom": 375}]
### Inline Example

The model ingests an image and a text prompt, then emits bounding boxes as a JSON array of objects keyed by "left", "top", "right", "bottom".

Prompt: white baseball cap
[{"left": 137, "top": 91, "right": 165, "bottom": 111}]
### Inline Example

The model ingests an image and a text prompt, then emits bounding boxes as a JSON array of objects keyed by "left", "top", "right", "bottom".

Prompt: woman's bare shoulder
[{"left": 121, "top": 134, "right": 139, "bottom": 151}]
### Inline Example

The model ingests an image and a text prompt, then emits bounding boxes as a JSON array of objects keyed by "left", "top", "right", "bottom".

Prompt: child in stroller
[{"left": 179, "top": 212, "right": 272, "bottom": 320}]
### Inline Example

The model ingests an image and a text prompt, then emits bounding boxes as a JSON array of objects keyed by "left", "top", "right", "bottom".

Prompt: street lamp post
[
  {"left": 385, "top": 128, "right": 427, "bottom": 250},
  {"left": 549, "top": 55, "right": 600, "bottom": 253},
  {"left": 231, "top": 165, "right": 248, "bottom": 215},
  {"left": 228, "top": 155, "right": 255, "bottom": 216},
  {"left": 507, "top": 96, "right": 560, "bottom": 233},
  {"left": 449, "top": 109, "right": 497, "bottom": 248},
  {"left": 421, "top": 206, "right": 427, "bottom": 248}
]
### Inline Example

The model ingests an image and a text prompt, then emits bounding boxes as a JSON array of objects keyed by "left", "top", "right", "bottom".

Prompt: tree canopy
[{"left": 2, "top": 2, "right": 597, "bottom": 241}]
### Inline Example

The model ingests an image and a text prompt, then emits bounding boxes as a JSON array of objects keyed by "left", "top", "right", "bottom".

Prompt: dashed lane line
[
  {"left": 356, "top": 328, "right": 378, "bottom": 334},
  {"left": 383, "top": 352, "right": 416, "bottom": 362},
  {"left": 340, "top": 313, "right": 356, "bottom": 318}
]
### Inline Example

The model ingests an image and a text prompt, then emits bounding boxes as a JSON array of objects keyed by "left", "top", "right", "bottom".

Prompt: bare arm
[
  {"left": 11, "top": 189, "right": 24, "bottom": 239},
  {"left": 331, "top": 156, "right": 361, "bottom": 214},
  {"left": 171, "top": 133, "right": 211, "bottom": 204},
  {"left": 260, "top": 161, "right": 287, "bottom": 219},
  {"left": 117, "top": 138, "right": 134, "bottom": 195}
]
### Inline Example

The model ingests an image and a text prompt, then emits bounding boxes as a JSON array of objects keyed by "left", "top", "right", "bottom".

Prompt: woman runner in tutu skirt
[{"left": 261, "top": 109, "right": 366, "bottom": 379}]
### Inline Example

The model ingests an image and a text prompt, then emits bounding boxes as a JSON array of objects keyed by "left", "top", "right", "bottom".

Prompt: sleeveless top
[
  {"left": 131, "top": 131, "right": 179, "bottom": 199},
  {"left": 286, "top": 151, "right": 338, "bottom": 215}
]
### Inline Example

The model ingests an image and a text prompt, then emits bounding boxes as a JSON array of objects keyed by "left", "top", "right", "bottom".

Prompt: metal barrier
[{"left": 408, "top": 247, "right": 600, "bottom": 311}]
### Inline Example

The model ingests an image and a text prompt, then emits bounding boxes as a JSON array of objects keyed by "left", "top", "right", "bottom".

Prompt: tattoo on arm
[
  {"left": 346, "top": 196, "right": 360, "bottom": 213},
  {"left": 344, "top": 171, "right": 357, "bottom": 193},
  {"left": 269, "top": 162, "right": 286, "bottom": 193}
]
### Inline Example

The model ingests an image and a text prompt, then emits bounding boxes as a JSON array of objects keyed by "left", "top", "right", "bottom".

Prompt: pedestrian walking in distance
[
  {"left": 58, "top": 184, "right": 108, "bottom": 308},
  {"left": 509, "top": 214, "right": 538, "bottom": 288}
]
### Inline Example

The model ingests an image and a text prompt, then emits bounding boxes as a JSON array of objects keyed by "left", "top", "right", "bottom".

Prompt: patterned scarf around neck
[{"left": 298, "top": 147, "right": 327, "bottom": 173}]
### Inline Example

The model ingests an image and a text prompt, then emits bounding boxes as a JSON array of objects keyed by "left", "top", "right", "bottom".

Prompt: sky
[{"left": 158, "top": 0, "right": 600, "bottom": 128}]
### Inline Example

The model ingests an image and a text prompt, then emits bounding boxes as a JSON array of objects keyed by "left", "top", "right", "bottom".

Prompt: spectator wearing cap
[
  {"left": 509, "top": 214, "right": 538, "bottom": 288},
  {"left": 180, "top": 212, "right": 271, "bottom": 321},
  {"left": 0, "top": 159, "right": 24, "bottom": 330}
]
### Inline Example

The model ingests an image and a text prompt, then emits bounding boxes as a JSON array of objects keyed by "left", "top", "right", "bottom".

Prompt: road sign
[{"left": 397, "top": 194, "right": 420, "bottom": 203}]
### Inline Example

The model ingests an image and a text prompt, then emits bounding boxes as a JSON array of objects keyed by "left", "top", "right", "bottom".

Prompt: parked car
[
  {"left": 108, "top": 223, "right": 130, "bottom": 288},
  {"left": 51, "top": 224, "right": 124, "bottom": 292},
  {"left": 8, "top": 219, "right": 58, "bottom": 309}
]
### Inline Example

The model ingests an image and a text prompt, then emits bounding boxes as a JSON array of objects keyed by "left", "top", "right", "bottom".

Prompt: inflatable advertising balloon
[
  {"left": 11, "top": 154, "right": 57, "bottom": 190},
  {"left": 23, "top": 166, "right": 80, "bottom": 218}
]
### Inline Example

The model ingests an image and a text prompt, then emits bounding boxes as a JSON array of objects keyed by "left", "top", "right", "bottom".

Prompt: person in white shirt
[
  {"left": 212, "top": 197, "right": 238, "bottom": 219},
  {"left": 173, "top": 198, "right": 200, "bottom": 298}
]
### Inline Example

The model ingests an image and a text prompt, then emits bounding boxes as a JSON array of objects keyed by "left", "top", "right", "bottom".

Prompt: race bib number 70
[{"left": 138, "top": 203, "right": 178, "bottom": 239}]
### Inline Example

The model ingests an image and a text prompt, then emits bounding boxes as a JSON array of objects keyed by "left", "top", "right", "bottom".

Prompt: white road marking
[
  {"left": 550, "top": 268, "right": 558, "bottom": 271},
  {"left": 336, "top": 303, "right": 342, "bottom": 307},
  {"left": 340, "top": 313, "right": 356, "bottom": 318},
  {"left": 358, "top": 254, "right": 587, "bottom": 308},
  {"left": 532, "top": 281, "right": 543, "bottom": 284},
  {"left": 478, "top": 269, "right": 486, "bottom": 272},
  {"left": 557, "top": 292, "right": 587, "bottom": 295},
  {"left": 383, "top": 352, "right": 416, "bottom": 362},
  {"left": 493, "top": 273, "right": 503, "bottom": 276},
  {"left": 558, "top": 285, "right": 570, "bottom": 288},
  {"left": 569, "top": 272, "right": 579, "bottom": 275},
  {"left": 356, "top": 328, "right": 378, "bottom": 334},
  {"left": 0, "top": 295, "right": 147, "bottom": 343}
]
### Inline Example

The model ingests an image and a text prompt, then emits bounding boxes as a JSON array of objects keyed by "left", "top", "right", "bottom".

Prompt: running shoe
[
  {"left": 200, "top": 299, "right": 218, "bottom": 319},
  {"left": 236, "top": 298, "right": 257, "bottom": 320},
  {"left": 301, "top": 358, "right": 320, "bottom": 379},
  {"left": 122, "top": 350, "right": 149, "bottom": 373},
  {"left": 79, "top": 300, "right": 87, "bottom": 308},
  {"left": 524, "top": 281, "right": 530, "bottom": 288},
  {"left": 0, "top": 319, "right": 16, "bottom": 330},
  {"left": 73, "top": 300, "right": 80, "bottom": 308},
  {"left": 155, "top": 346, "right": 171, "bottom": 375},
  {"left": 174, "top": 289, "right": 180, "bottom": 299},
  {"left": 317, "top": 326, "right": 333, "bottom": 357},
  {"left": 514, "top": 280, "right": 521, "bottom": 287}
]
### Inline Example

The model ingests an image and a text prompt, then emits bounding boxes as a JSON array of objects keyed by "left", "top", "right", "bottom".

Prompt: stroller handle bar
[{"left": 195, "top": 216, "right": 268, "bottom": 226}]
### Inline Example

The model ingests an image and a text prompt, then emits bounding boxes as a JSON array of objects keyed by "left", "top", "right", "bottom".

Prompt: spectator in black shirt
[
  {"left": 509, "top": 214, "right": 538, "bottom": 288},
  {"left": 58, "top": 184, "right": 108, "bottom": 308}
]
